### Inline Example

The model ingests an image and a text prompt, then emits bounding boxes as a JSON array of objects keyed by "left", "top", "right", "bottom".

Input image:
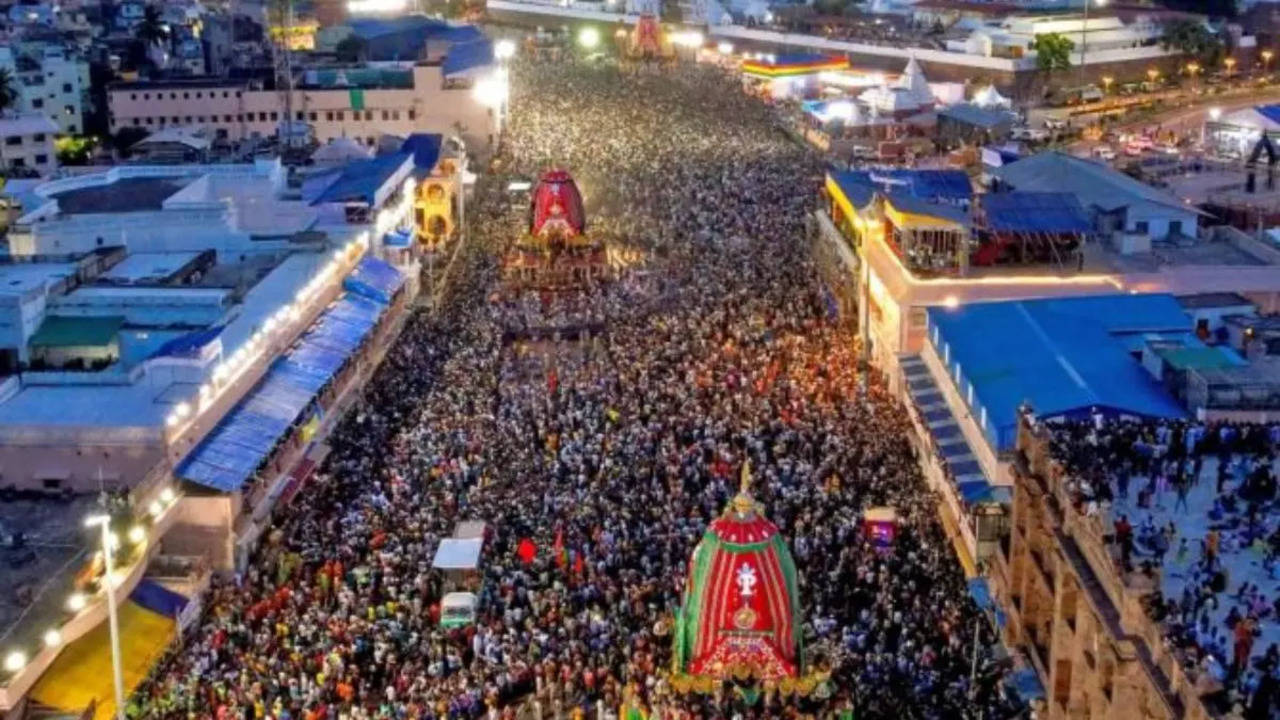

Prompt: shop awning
[
  {"left": 30, "top": 600, "right": 176, "bottom": 720},
  {"left": 343, "top": 256, "right": 406, "bottom": 305},
  {"left": 177, "top": 295, "right": 386, "bottom": 493}
]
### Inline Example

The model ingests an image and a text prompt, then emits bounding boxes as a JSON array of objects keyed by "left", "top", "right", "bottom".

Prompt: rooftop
[
  {"left": 0, "top": 263, "right": 78, "bottom": 296},
  {"left": 0, "top": 114, "right": 58, "bottom": 137},
  {"left": 993, "top": 151, "right": 1192, "bottom": 215},
  {"left": 1175, "top": 292, "right": 1255, "bottom": 310},
  {"left": 101, "top": 252, "right": 202, "bottom": 285},
  {"left": 49, "top": 177, "right": 193, "bottom": 215},
  {"left": 926, "top": 293, "right": 1190, "bottom": 451}
]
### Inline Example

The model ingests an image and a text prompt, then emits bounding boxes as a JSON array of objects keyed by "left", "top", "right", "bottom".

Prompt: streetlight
[
  {"left": 1263, "top": 50, "right": 1274, "bottom": 75},
  {"left": 1186, "top": 61, "right": 1202, "bottom": 88},
  {"left": 578, "top": 26, "right": 600, "bottom": 50},
  {"left": 495, "top": 39, "right": 516, "bottom": 62},
  {"left": 1102, "top": 75, "right": 1113, "bottom": 94},
  {"left": 1078, "top": 0, "right": 1108, "bottom": 89},
  {"left": 1224, "top": 57, "right": 1236, "bottom": 76},
  {"left": 85, "top": 514, "right": 126, "bottom": 720}
]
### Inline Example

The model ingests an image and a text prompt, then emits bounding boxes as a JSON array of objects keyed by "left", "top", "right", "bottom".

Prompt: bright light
[
  {"left": 823, "top": 101, "right": 855, "bottom": 122},
  {"left": 3, "top": 652, "right": 25, "bottom": 673},
  {"left": 347, "top": 0, "right": 406, "bottom": 12},
  {"left": 128, "top": 525, "right": 146, "bottom": 544},
  {"left": 673, "top": 31, "right": 704, "bottom": 48},
  {"left": 84, "top": 514, "right": 110, "bottom": 529},
  {"left": 148, "top": 500, "right": 163, "bottom": 517},
  {"left": 43, "top": 629, "right": 61, "bottom": 648},
  {"left": 495, "top": 39, "right": 516, "bottom": 61},
  {"left": 473, "top": 74, "right": 509, "bottom": 109},
  {"left": 578, "top": 26, "right": 600, "bottom": 49},
  {"left": 174, "top": 402, "right": 191, "bottom": 419},
  {"left": 1209, "top": 107, "right": 1222, "bottom": 121},
  {"left": 717, "top": 42, "right": 733, "bottom": 55},
  {"left": 943, "top": 296, "right": 959, "bottom": 309},
  {"left": 160, "top": 487, "right": 176, "bottom": 504},
  {"left": 165, "top": 414, "right": 179, "bottom": 427},
  {"left": 67, "top": 593, "right": 87, "bottom": 612}
]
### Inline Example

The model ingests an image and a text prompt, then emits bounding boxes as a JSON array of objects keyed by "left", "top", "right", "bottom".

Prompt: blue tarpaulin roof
[
  {"left": 177, "top": 295, "right": 386, "bottom": 493},
  {"left": 838, "top": 169, "right": 972, "bottom": 202},
  {"left": 130, "top": 578, "right": 189, "bottom": 618},
  {"left": 828, "top": 171, "right": 878, "bottom": 210},
  {"left": 1006, "top": 668, "right": 1046, "bottom": 701},
  {"left": 149, "top": 325, "right": 223, "bottom": 360},
  {"left": 343, "top": 256, "right": 406, "bottom": 305},
  {"left": 443, "top": 40, "right": 493, "bottom": 76},
  {"left": 926, "top": 294, "right": 1189, "bottom": 452},
  {"left": 304, "top": 153, "right": 410, "bottom": 206},
  {"left": 1255, "top": 104, "right": 1280, "bottom": 126},
  {"left": 401, "top": 133, "right": 442, "bottom": 174},
  {"left": 384, "top": 229, "right": 412, "bottom": 247},
  {"left": 967, "top": 577, "right": 994, "bottom": 612},
  {"left": 983, "top": 192, "right": 1091, "bottom": 234}
]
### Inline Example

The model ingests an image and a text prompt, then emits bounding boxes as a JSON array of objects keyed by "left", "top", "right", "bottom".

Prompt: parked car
[{"left": 1092, "top": 146, "right": 1117, "bottom": 160}]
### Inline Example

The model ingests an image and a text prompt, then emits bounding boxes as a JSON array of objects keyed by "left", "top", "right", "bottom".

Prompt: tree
[
  {"left": 0, "top": 67, "right": 17, "bottom": 116},
  {"left": 1031, "top": 32, "right": 1074, "bottom": 82},
  {"left": 335, "top": 35, "right": 368, "bottom": 63},
  {"left": 1162, "top": 19, "right": 1225, "bottom": 68}
]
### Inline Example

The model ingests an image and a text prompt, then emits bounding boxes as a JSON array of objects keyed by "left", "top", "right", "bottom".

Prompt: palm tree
[{"left": 0, "top": 67, "right": 17, "bottom": 116}]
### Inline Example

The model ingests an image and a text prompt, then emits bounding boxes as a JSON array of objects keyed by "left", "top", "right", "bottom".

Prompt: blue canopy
[
  {"left": 149, "top": 325, "right": 223, "bottom": 360},
  {"left": 304, "top": 153, "right": 410, "bottom": 206},
  {"left": 1006, "top": 668, "right": 1046, "bottom": 702},
  {"left": 838, "top": 169, "right": 972, "bottom": 203},
  {"left": 177, "top": 295, "right": 386, "bottom": 493},
  {"left": 130, "top": 578, "right": 189, "bottom": 618},
  {"left": 400, "top": 133, "right": 442, "bottom": 175},
  {"left": 344, "top": 256, "right": 406, "bottom": 305},
  {"left": 443, "top": 40, "right": 493, "bottom": 76},
  {"left": 983, "top": 192, "right": 1091, "bottom": 234},
  {"left": 926, "top": 294, "right": 1189, "bottom": 451},
  {"left": 384, "top": 229, "right": 412, "bottom": 247},
  {"left": 967, "top": 577, "right": 994, "bottom": 612}
]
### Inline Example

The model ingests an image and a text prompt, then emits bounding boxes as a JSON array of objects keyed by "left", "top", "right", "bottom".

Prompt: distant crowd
[
  {"left": 129, "top": 57, "right": 1024, "bottom": 720},
  {"left": 1049, "top": 417, "right": 1280, "bottom": 719}
]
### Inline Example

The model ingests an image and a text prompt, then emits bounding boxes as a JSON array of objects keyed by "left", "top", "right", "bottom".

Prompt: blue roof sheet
[
  {"left": 982, "top": 192, "right": 1091, "bottom": 234},
  {"left": 149, "top": 325, "right": 223, "bottom": 360},
  {"left": 304, "top": 153, "right": 409, "bottom": 206},
  {"left": 1256, "top": 104, "right": 1280, "bottom": 126},
  {"left": 756, "top": 52, "right": 834, "bottom": 67},
  {"left": 176, "top": 294, "right": 386, "bottom": 493},
  {"left": 884, "top": 192, "right": 971, "bottom": 226},
  {"left": 829, "top": 170, "right": 877, "bottom": 210},
  {"left": 400, "top": 133, "right": 442, "bottom": 173},
  {"left": 443, "top": 39, "right": 493, "bottom": 76},
  {"left": 926, "top": 294, "right": 1189, "bottom": 452},
  {"left": 840, "top": 169, "right": 972, "bottom": 202},
  {"left": 344, "top": 256, "right": 406, "bottom": 305}
]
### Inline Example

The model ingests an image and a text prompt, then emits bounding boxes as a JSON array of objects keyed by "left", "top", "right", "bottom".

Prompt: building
[
  {"left": 993, "top": 411, "right": 1267, "bottom": 720},
  {"left": 0, "top": 43, "right": 90, "bottom": 136},
  {"left": 936, "top": 102, "right": 1016, "bottom": 147},
  {"left": 0, "top": 146, "right": 452, "bottom": 717},
  {"left": 107, "top": 51, "right": 500, "bottom": 150},
  {"left": 0, "top": 114, "right": 58, "bottom": 176},
  {"left": 900, "top": 293, "right": 1191, "bottom": 570}
]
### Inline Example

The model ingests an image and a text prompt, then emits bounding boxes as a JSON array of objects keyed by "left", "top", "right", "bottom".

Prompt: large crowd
[
  {"left": 130, "top": 58, "right": 1024, "bottom": 720},
  {"left": 1048, "top": 416, "right": 1279, "bottom": 718}
]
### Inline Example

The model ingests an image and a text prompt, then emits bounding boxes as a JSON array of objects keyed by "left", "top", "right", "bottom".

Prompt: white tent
[
  {"left": 312, "top": 137, "right": 372, "bottom": 166},
  {"left": 432, "top": 538, "right": 483, "bottom": 570},
  {"left": 972, "top": 84, "right": 1011, "bottom": 109},
  {"left": 895, "top": 55, "right": 935, "bottom": 109}
]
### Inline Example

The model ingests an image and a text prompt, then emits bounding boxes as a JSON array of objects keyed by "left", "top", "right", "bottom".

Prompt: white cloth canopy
[
  {"left": 972, "top": 84, "right": 1011, "bottom": 109},
  {"left": 432, "top": 538, "right": 483, "bottom": 570}
]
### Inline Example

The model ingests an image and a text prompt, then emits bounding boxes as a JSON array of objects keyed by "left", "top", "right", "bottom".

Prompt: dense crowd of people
[
  {"left": 1047, "top": 416, "right": 1279, "bottom": 718},
  {"left": 130, "top": 58, "right": 1023, "bottom": 720}
]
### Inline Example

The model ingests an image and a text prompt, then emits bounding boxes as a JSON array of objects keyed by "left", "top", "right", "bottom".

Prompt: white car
[{"left": 1092, "top": 146, "right": 1117, "bottom": 161}]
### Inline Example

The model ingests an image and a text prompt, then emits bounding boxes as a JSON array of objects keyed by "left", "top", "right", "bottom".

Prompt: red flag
[
  {"left": 548, "top": 368, "right": 558, "bottom": 394},
  {"left": 553, "top": 529, "right": 567, "bottom": 568},
  {"left": 517, "top": 538, "right": 536, "bottom": 565},
  {"left": 573, "top": 550, "right": 584, "bottom": 576}
]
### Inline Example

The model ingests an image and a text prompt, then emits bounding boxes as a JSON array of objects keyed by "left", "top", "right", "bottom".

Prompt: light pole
[
  {"left": 1078, "top": 0, "right": 1107, "bottom": 89},
  {"left": 85, "top": 514, "right": 126, "bottom": 720},
  {"left": 1263, "top": 50, "right": 1273, "bottom": 76},
  {"left": 1186, "top": 61, "right": 1201, "bottom": 89},
  {"left": 1225, "top": 56, "right": 1236, "bottom": 77}
]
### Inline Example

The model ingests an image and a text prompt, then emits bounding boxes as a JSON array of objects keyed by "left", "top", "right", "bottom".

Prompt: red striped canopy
[
  {"left": 528, "top": 169, "right": 585, "bottom": 239},
  {"left": 672, "top": 491, "right": 803, "bottom": 683}
]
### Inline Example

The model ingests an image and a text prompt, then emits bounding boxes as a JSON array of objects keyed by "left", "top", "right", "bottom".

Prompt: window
[
  {"left": 198, "top": 116, "right": 206, "bottom": 122},
  {"left": 408, "top": 109, "right": 415, "bottom": 120},
  {"left": 183, "top": 92, "right": 190, "bottom": 99},
  {"left": 270, "top": 111, "right": 278, "bottom": 121},
  {"left": 131, "top": 93, "right": 137, "bottom": 100},
  {"left": 236, "top": 114, "right": 244, "bottom": 121},
  {"left": 33, "top": 153, "right": 47, "bottom": 166},
  {"left": 145, "top": 117, "right": 154, "bottom": 125},
  {"left": 382, "top": 110, "right": 389, "bottom": 121},
  {"left": 223, "top": 91, "right": 229, "bottom": 98},
  {"left": 33, "top": 133, "right": 44, "bottom": 142},
  {"left": 365, "top": 110, "right": 373, "bottom": 121},
  {"left": 170, "top": 92, "right": 177, "bottom": 99},
  {"left": 258, "top": 112, "right": 267, "bottom": 121},
  {"left": 336, "top": 111, "right": 344, "bottom": 121},
  {"left": 1169, "top": 220, "right": 1183, "bottom": 236},
  {"left": 65, "top": 105, "right": 74, "bottom": 115},
  {"left": 296, "top": 111, "right": 304, "bottom": 121},
  {"left": 325, "top": 111, "right": 334, "bottom": 121},
  {"left": 10, "top": 158, "right": 24, "bottom": 168},
  {"left": 133, "top": 118, "right": 140, "bottom": 126},
  {"left": 31, "top": 98, "right": 42, "bottom": 109},
  {"left": 309, "top": 112, "right": 318, "bottom": 121},
  {"left": 184, "top": 116, "right": 192, "bottom": 123},
  {"left": 367, "top": 136, "right": 375, "bottom": 145},
  {"left": 143, "top": 93, "right": 150, "bottom": 100},
  {"left": 235, "top": 91, "right": 242, "bottom": 97},
  {"left": 196, "top": 92, "right": 202, "bottom": 98},
  {"left": 4, "top": 136, "right": 20, "bottom": 146},
  {"left": 1134, "top": 220, "right": 1149, "bottom": 234},
  {"left": 391, "top": 110, "right": 400, "bottom": 121},
  {"left": 225, "top": 114, "right": 233, "bottom": 122},
  {"left": 42, "top": 478, "right": 61, "bottom": 490},
  {"left": 62, "top": 83, "right": 71, "bottom": 93},
  {"left": 68, "top": 124, "right": 77, "bottom": 133},
  {"left": 173, "top": 116, "right": 180, "bottom": 123}
]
